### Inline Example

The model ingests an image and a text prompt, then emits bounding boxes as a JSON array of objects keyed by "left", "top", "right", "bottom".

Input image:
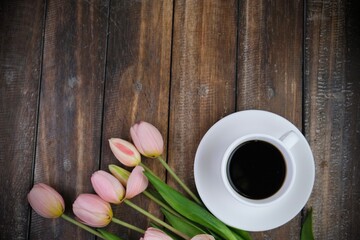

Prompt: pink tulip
[
  {"left": 91, "top": 170, "right": 125, "bottom": 204},
  {"left": 125, "top": 166, "right": 148, "bottom": 199},
  {"left": 27, "top": 183, "right": 65, "bottom": 218},
  {"left": 73, "top": 194, "right": 113, "bottom": 227},
  {"left": 191, "top": 234, "right": 215, "bottom": 240},
  {"left": 130, "top": 121, "right": 164, "bottom": 158},
  {"left": 109, "top": 138, "right": 141, "bottom": 167},
  {"left": 142, "top": 227, "right": 172, "bottom": 240}
]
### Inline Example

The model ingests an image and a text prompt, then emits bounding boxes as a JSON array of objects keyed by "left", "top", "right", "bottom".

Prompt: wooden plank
[
  {"left": 169, "top": 0, "right": 237, "bottom": 204},
  {"left": 30, "top": 0, "right": 109, "bottom": 239},
  {"left": 237, "top": 0, "right": 303, "bottom": 239},
  {"left": 101, "top": 0, "right": 173, "bottom": 239},
  {"left": 305, "top": 0, "right": 360, "bottom": 238},
  {"left": 0, "top": 0, "right": 45, "bottom": 239}
]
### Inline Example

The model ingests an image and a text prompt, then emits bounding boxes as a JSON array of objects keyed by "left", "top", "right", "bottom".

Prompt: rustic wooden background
[{"left": 1, "top": 0, "right": 359, "bottom": 239}]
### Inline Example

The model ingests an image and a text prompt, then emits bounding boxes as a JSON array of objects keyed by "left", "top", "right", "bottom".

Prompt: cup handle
[{"left": 279, "top": 131, "right": 299, "bottom": 149}]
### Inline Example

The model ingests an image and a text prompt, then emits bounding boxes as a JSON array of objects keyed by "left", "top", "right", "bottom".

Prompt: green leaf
[
  {"left": 97, "top": 229, "right": 124, "bottom": 240},
  {"left": 229, "top": 227, "right": 252, "bottom": 240},
  {"left": 144, "top": 170, "right": 238, "bottom": 240},
  {"left": 301, "top": 208, "right": 315, "bottom": 240},
  {"left": 161, "top": 207, "right": 207, "bottom": 237}
]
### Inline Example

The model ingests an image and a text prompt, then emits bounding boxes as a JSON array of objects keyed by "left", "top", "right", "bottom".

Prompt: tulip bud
[
  {"left": 130, "top": 121, "right": 164, "bottom": 158},
  {"left": 142, "top": 227, "right": 172, "bottom": 240},
  {"left": 73, "top": 194, "right": 113, "bottom": 227},
  {"left": 91, "top": 170, "right": 125, "bottom": 204},
  {"left": 125, "top": 166, "right": 148, "bottom": 199},
  {"left": 109, "top": 138, "right": 141, "bottom": 167},
  {"left": 27, "top": 183, "right": 65, "bottom": 218},
  {"left": 108, "top": 164, "right": 130, "bottom": 186},
  {"left": 191, "top": 234, "right": 215, "bottom": 240}
]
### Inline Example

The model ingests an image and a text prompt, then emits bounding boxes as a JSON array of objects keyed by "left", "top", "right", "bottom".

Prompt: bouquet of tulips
[{"left": 28, "top": 121, "right": 252, "bottom": 240}]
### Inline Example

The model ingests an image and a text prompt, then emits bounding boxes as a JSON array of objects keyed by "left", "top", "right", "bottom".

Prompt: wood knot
[
  {"left": 197, "top": 84, "right": 209, "bottom": 97},
  {"left": 133, "top": 80, "right": 143, "bottom": 92}
]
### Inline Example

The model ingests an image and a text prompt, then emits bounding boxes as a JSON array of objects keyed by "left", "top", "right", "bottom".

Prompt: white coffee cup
[
  {"left": 221, "top": 131, "right": 299, "bottom": 206},
  {"left": 194, "top": 110, "right": 315, "bottom": 231}
]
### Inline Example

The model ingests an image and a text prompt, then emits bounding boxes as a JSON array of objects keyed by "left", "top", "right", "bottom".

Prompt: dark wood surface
[{"left": 0, "top": 0, "right": 359, "bottom": 239}]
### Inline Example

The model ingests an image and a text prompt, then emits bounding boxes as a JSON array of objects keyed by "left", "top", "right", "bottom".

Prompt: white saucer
[{"left": 194, "top": 110, "right": 315, "bottom": 231}]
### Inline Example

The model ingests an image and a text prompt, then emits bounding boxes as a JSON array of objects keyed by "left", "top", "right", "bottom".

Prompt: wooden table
[{"left": 1, "top": 0, "right": 359, "bottom": 239}]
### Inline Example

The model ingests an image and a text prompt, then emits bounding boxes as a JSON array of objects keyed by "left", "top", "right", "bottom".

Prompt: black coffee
[{"left": 227, "top": 140, "right": 286, "bottom": 200}]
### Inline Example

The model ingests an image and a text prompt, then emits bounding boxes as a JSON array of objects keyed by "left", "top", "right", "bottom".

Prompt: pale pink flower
[
  {"left": 130, "top": 121, "right": 164, "bottom": 158},
  {"left": 191, "top": 234, "right": 215, "bottom": 240},
  {"left": 73, "top": 194, "right": 113, "bottom": 227},
  {"left": 91, "top": 170, "right": 125, "bottom": 204},
  {"left": 109, "top": 138, "right": 141, "bottom": 166},
  {"left": 125, "top": 166, "right": 148, "bottom": 199},
  {"left": 108, "top": 164, "right": 130, "bottom": 186},
  {"left": 142, "top": 227, "right": 172, "bottom": 240},
  {"left": 27, "top": 183, "right": 65, "bottom": 218}
]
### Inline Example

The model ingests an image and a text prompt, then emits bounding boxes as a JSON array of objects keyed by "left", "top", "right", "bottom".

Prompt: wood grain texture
[
  {"left": 101, "top": 0, "right": 173, "bottom": 238},
  {"left": 305, "top": 0, "right": 360, "bottom": 239},
  {"left": 237, "top": 0, "right": 303, "bottom": 126},
  {"left": 237, "top": 0, "right": 303, "bottom": 239},
  {"left": 0, "top": 0, "right": 45, "bottom": 239},
  {"left": 30, "top": 0, "right": 108, "bottom": 239},
  {"left": 169, "top": 0, "right": 237, "bottom": 196},
  {"left": 1, "top": 0, "right": 359, "bottom": 239}
]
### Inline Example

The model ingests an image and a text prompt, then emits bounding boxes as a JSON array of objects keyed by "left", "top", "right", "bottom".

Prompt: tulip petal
[
  {"left": 130, "top": 125, "right": 144, "bottom": 153},
  {"left": 27, "top": 183, "right": 65, "bottom": 218},
  {"left": 130, "top": 121, "right": 164, "bottom": 158},
  {"left": 191, "top": 234, "right": 215, "bottom": 240},
  {"left": 109, "top": 138, "right": 141, "bottom": 167},
  {"left": 91, "top": 170, "right": 125, "bottom": 204},
  {"left": 139, "top": 122, "right": 163, "bottom": 156},
  {"left": 125, "top": 166, "right": 148, "bottom": 199},
  {"left": 73, "top": 194, "right": 113, "bottom": 227},
  {"left": 143, "top": 227, "right": 172, "bottom": 240}
]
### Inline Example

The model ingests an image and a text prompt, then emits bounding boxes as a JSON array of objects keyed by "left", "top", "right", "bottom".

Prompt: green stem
[
  {"left": 112, "top": 217, "right": 145, "bottom": 234},
  {"left": 124, "top": 199, "right": 190, "bottom": 240},
  {"left": 157, "top": 156, "right": 202, "bottom": 205},
  {"left": 139, "top": 162, "right": 159, "bottom": 180},
  {"left": 143, "top": 190, "right": 182, "bottom": 218},
  {"left": 61, "top": 214, "right": 105, "bottom": 239}
]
